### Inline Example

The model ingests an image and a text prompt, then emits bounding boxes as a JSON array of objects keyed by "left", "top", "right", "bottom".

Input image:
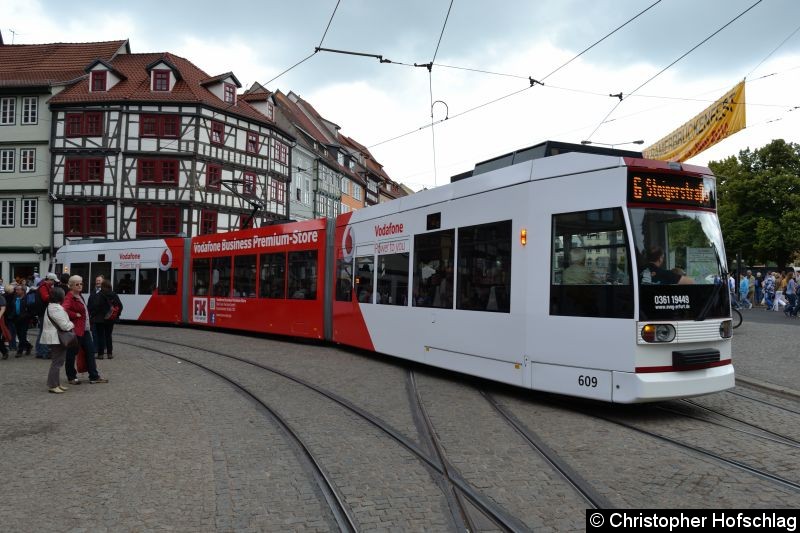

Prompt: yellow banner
[{"left": 643, "top": 81, "right": 746, "bottom": 162}]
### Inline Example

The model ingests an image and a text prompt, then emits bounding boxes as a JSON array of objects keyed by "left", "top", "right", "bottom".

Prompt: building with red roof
[
  {"left": 0, "top": 38, "right": 129, "bottom": 282},
  {"left": 46, "top": 50, "right": 294, "bottom": 248}
]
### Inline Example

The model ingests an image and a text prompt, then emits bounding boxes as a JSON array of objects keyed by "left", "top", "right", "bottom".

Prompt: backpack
[{"left": 25, "top": 289, "right": 43, "bottom": 315}]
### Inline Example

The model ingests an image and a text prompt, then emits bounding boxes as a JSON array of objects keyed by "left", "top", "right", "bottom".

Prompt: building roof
[
  {"left": 0, "top": 40, "right": 129, "bottom": 87},
  {"left": 273, "top": 90, "right": 331, "bottom": 146},
  {"left": 49, "top": 52, "right": 274, "bottom": 125},
  {"left": 240, "top": 82, "right": 271, "bottom": 102}
]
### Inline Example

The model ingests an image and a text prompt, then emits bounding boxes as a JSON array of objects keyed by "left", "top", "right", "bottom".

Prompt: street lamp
[{"left": 580, "top": 140, "right": 644, "bottom": 148}]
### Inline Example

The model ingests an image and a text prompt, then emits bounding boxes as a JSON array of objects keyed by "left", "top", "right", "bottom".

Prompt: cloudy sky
[{"left": 6, "top": 0, "right": 800, "bottom": 190}]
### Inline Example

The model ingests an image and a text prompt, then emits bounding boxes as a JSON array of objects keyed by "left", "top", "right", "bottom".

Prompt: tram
[{"left": 56, "top": 141, "right": 735, "bottom": 403}]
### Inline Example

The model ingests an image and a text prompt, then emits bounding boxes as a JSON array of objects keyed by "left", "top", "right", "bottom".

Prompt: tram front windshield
[{"left": 628, "top": 208, "right": 729, "bottom": 321}]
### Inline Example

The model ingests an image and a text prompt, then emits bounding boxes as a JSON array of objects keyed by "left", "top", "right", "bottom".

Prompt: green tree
[{"left": 708, "top": 139, "right": 800, "bottom": 271}]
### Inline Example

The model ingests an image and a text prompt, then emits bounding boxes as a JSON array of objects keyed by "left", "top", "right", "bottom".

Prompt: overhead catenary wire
[
  {"left": 427, "top": 0, "right": 455, "bottom": 187},
  {"left": 745, "top": 21, "right": 800, "bottom": 79},
  {"left": 368, "top": 0, "right": 665, "bottom": 149},
  {"left": 583, "top": 0, "right": 764, "bottom": 142}
]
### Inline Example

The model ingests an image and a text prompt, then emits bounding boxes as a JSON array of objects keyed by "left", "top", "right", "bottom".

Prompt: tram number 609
[{"left": 578, "top": 375, "right": 598, "bottom": 388}]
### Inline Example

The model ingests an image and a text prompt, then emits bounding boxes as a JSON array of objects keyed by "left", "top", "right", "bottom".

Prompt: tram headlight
[
  {"left": 641, "top": 324, "right": 676, "bottom": 343},
  {"left": 719, "top": 320, "right": 733, "bottom": 339}
]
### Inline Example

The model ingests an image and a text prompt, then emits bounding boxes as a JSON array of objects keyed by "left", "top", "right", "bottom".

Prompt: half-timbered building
[{"left": 48, "top": 52, "right": 293, "bottom": 248}]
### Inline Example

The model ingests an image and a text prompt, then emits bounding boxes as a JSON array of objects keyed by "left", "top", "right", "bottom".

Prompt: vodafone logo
[
  {"left": 342, "top": 226, "right": 355, "bottom": 261},
  {"left": 119, "top": 252, "right": 141, "bottom": 260},
  {"left": 159, "top": 247, "right": 173, "bottom": 271},
  {"left": 375, "top": 222, "right": 404, "bottom": 237}
]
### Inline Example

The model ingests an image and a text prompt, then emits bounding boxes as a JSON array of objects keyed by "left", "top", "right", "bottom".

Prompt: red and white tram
[{"left": 56, "top": 141, "right": 735, "bottom": 403}]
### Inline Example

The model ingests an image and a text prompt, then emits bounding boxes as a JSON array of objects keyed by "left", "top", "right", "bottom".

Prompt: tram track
[
  {"left": 118, "top": 333, "right": 531, "bottom": 532},
  {"left": 117, "top": 340, "right": 357, "bottom": 532},
  {"left": 580, "top": 406, "right": 800, "bottom": 494},
  {"left": 727, "top": 388, "right": 800, "bottom": 417}
]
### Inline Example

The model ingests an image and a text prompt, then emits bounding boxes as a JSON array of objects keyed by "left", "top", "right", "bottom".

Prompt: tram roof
[{"left": 451, "top": 140, "right": 642, "bottom": 182}]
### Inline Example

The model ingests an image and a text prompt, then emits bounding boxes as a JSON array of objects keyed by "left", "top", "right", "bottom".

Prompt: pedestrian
[
  {"left": 755, "top": 272, "right": 763, "bottom": 307},
  {"left": 8, "top": 285, "right": 32, "bottom": 356},
  {"left": 41, "top": 287, "right": 74, "bottom": 394},
  {"left": 739, "top": 273, "right": 751, "bottom": 309},
  {"left": 4, "top": 284, "right": 18, "bottom": 349},
  {"left": 89, "top": 279, "right": 122, "bottom": 359},
  {"left": 62, "top": 275, "right": 108, "bottom": 385},
  {"left": 0, "top": 289, "right": 9, "bottom": 359},
  {"left": 785, "top": 271, "right": 797, "bottom": 318},
  {"left": 747, "top": 270, "right": 755, "bottom": 307},
  {"left": 764, "top": 272, "right": 776, "bottom": 311},
  {"left": 34, "top": 273, "right": 58, "bottom": 358}
]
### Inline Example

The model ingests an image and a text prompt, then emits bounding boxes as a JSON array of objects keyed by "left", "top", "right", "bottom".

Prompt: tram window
[
  {"left": 457, "top": 220, "right": 511, "bottom": 313},
  {"left": 377, "top": 252, "right": 409, "bottom": 306},
  {"left": 192, "top": 259, "right": 210, "bottom": 296},
  {"left": 355, "top": 255, "right": 375, "bottom": 303},
  {"left": 259, "top": 252, "right": 285, "bottom": 299},
  {"left": 90, "top": 262, "right": 111, "bottom": 287},
  {"left": 550, "top": 208, "right": 633, "bottom": 319},
  {"left": 70, "top": 263, "right": 90, "bottom": 293},
  {"left": 413, "top": 229, "right": 455, "bottom": 309},
  {"left": 158, "top": 267, "right": 179, "bottom": 295},
  {"left": 114, "top": 269, "right": 136, "bottom": 294},
  {"left": 336, "top": 255, "right": 353, "bottom": 302},
  {"left": 288, "top": 250, "right": 318, "bottom": 300},
  {"left": 212, "top": 256, "right": 232, "bottom": 297},
  {"left": 138, "top": 268, "right": 157, "bottom": 295},
  {"left": 233, "top": 255, "right": 257, "bottom": 297}
]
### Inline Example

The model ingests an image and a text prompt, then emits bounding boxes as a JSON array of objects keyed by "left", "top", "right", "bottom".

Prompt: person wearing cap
[{"left": 34, "top": 273, "right": 58, "bottom": 358}]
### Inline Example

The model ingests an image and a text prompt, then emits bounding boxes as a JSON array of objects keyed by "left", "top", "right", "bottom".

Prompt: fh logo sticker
[{"left": 193, "top": 298, "right": 208, "bottom": 323}]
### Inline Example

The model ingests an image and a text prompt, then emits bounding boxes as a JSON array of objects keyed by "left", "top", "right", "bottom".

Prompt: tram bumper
[{"left": 612, "top": 363, "right": 735, "bottom": 403}]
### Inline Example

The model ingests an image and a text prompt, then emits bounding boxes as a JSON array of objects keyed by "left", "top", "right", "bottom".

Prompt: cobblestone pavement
[{"left": 1, "top": 320, "right": 798, "bottom": 531}]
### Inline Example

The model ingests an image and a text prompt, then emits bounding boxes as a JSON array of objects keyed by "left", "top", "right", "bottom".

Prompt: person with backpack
[
  {"left": 88, "top": 279, "right": 122, "bottom": 359},
  {"left": 33, "top": 273, "right": 57, "bottom": 358},
  {"left": 8, "top": 285, "right": 32, "bottom": 356}
]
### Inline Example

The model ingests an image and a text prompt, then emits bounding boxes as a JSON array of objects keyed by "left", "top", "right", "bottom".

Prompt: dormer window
[
  {"left": 91, "top": 71, "right": 107, "bottom": 92},
  {"left": 224, "top": 83, "right": 236, "bottom": 104},
  {"left": 153, "top": 70, "right": 170, "bottom": 91}
]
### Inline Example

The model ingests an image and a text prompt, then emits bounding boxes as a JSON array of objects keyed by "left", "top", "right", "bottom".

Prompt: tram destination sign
[{"left": 628, "top": 173, "right": 715, "bottom": 209}]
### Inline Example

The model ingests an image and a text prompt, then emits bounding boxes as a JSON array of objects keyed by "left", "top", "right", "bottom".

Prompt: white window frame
[
  {"left": 21, "top": 198, "right": 37, "bottom": 227},
  {"left": 353, "top": 185, "right": 362, "bottom": 201},
  {"left": 0, "top": 199, "right": 15, "bottom": 227},
  {"left": 0, "top": 149, "right": 14, "bottom": 172},
  {"left": 340, "top": 177, "right": 348, "bottom": 194},
  {"left": 0, "top": 97, "right": 15, "bottom": 125},
  {"left": 21, "top": 97, "right": 38, "bottom": 125},
  {"left": 20, "top": 148, "right": 35, "bottom": 172}
]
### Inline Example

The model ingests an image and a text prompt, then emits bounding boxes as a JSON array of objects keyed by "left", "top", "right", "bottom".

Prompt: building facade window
[
  {"left": 66, "top": 112, "right": 103, "bottom": 136},
  {"left": 153, "top": 70, "right": 170, "bottom": 91},
  {"left": 243, "top": 172, "right": 256, "bottom": 196},
  {"left": 65, "top": 158, "right": 104, "bottom": 183},
  {"left": 137, "top": 206, "right": 180, "bottom": 236},
  {"left": 206, "top": 164, "right": 222, "bottom": 190},
  {"left": 246, "top": 131, "right": 259, "bottom": 154},
  {"left": 0, "top": 199, "right": 14, "bottom": 227},
  {"left": 91, "top": 71, "right": 107, "bottom": 92},
  {"left": 21, "top": 198, "right": 37, "bottom": 227},
  {"left": 21, "top": 97, "right": 37, "bottom": 125},
  {"left": 272, "top": 141, "right": 289, "bottom": 164},
  {"left": 137, "top": 159, "right": 179, "bottom": 185},
  {"left": 211, "top": 121, "right": 225, "bottom": 144},
  {"left": 20, "top": 148, "right": 35, "bottom": 172},
  {"left": 200, "top": 210, "right": 217, "bottom": 235},
  {"left": 353, "top": 184, "right": 362, "bottom": 201},
  {"left": 0, "top": 98, "right": 15, "bottom": 125},
  {"left": 340, "top": 177, "right": 348, "bottom": 194},
  {"left": 223, "top": 83, "right": 236, "bottom": 104},
  {"left": 140, "top": 114, "right": 179, "bottom": 138},
  {"left": 0, "top": 149, "right": 14, "bottom": 172},
  {"left": 64, "top": 205, "right": 106, "bottom": 236}
]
